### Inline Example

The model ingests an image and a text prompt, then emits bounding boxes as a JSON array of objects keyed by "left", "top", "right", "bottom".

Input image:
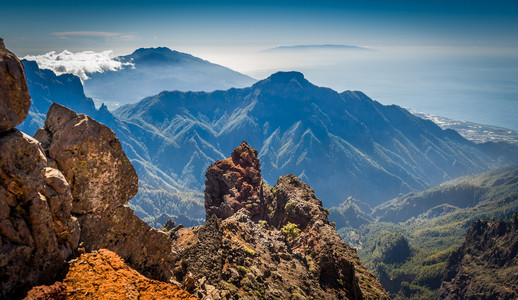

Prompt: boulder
[
  {"left": 0, "top": 38, "right": 31, "bottom": 132},
  {"left": 35, "top": 103, "right": 138, "bottom": 214},
  {"left": 0, "top": 130, "right": 79, "bottom": 298},
  {"left": 35, "top": 103, "right": 174, "bottom": 282}
]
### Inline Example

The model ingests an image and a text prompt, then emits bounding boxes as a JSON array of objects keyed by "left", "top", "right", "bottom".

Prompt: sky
[{"left": 2, "top": 0, "right": 518, "bottom": 129}]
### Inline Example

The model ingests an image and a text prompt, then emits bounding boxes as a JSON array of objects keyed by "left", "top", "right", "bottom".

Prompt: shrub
[{"left": 282, "top": 222, "right": 301, "bottom": 240}]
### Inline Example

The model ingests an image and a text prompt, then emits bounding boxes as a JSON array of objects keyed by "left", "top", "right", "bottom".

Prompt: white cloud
[
  {"left": 53, "top": 31, "right": 121, "bottom": 38},
  {"left": 23, "top": 50, "right": 133, "bottom": 81}
]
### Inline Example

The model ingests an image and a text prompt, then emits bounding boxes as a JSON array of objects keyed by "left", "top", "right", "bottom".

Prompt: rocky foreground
[
  {"left": 0, "top": 39, "right": 387, "bottom": 299},
  {"left": 168, "top": 142, "right": 388, "bottom": 299}
]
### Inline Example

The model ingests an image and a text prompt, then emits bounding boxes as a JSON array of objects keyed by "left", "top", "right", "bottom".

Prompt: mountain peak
[
  {"left": 120, "top": 47, "right": 201, "bottom": 65},
  {"left": 253, "top": 71, "right": 312, "bottom": 90}
]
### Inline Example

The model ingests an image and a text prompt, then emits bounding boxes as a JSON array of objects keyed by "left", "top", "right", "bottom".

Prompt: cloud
[
  {"left": 23, "top": 50, "right": 134, "bottom": 81},
  {"left": 53, "top": 31, "right": 121, "bottom": 38}
]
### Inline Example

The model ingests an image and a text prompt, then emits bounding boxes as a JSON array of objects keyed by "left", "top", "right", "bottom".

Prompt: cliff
[
  {"left": 437, "top": 218, "right": 518, "bottom": 299},
  {"left": 169, "top": 141, "right": 389, "bottom": 299}
]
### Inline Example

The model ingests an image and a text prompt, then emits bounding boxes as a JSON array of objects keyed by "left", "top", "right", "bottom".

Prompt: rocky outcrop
[
  {"left": 25, "top": 249, "right": 197, "bottom": 300},
  {"left": 35, "top": 103, "right": 175, "bottom": 281},
  {"left": 205, "top": 142, "right": 266, "bottom": 220},
  {"left": 437, "top": 218, "right": 518, "bottom": 299},
  {"left": 0, "top": 130, "right": 80, "bottom": 297},
  {"left": 0, "top": 38, "right": 31, "bottom": 132},
  {"left": 34, "top": 103, "right": 138, "bottom": 214},
  {"left": 170, "top": 141, "right": 388, "bottom": 299},
  {"left": 0, "top": 43, "right": 80, "bottom": 297}
]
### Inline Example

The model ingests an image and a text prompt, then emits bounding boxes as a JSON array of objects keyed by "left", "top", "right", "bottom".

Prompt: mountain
[
  {"left": 82, "top": 47, "right": 256, "bottom": 107},
  {"left": 19, "top": 60, "right": 518, "bottom": 224},
  {"left": 2, "top": 43, "right": 387, "bottom": 298},
  {"left": 114, "top": 71, "right": 518, "bottom": 215},
  {"left": 339, "top": 165, "right": 518, "bottom": 299},
  {"left": 437, "top": 217, "right": 518, "bottom": 299},
  {"left": 166, "top": 141, "right": 389, "bottom": 299}
]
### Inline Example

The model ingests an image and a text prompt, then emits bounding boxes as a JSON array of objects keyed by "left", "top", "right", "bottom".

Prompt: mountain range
[
  {"left": 82, "top": 47, "right": 256, "bottom": 108},
  {"left": 338, "top": 165, "right": 518, "bottom": 299},
  {"left": 18, "top": 48, "right": 518, "bottom": 226}
]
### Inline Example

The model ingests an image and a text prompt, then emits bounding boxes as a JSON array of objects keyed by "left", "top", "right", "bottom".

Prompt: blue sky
[
  {"left": 2, "top": 0, "right": 518, "bottom": 130},
  {"left": 3, "top": 0, "right": 518, "bottom": 55}
]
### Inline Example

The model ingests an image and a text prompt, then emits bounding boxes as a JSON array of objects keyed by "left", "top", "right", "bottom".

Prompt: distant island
[{"left": 263, "top": 44, "right": 373, "bottom": 52}]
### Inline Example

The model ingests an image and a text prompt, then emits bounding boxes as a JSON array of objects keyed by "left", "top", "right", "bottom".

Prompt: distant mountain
[
  {"left": 83, "top": 47, "right": 256, "bottom": 108},
  {"left": 264, "top": 44, "right": 372, "bottom": 52},
  {"left": 19, "top": 61, "right": 518, "bottom": 226},
  {"left": 115, "top": 71, "right": 518, "bottom": 212},
  {"left": 340, "top": 165, "right": 518, "bottom": 299}
]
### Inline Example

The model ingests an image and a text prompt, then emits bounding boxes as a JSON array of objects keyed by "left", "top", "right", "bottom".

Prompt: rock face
[
  {"left": 35, "top": 103, "right": 138, "bottom": 214},
  {"left": 0, "top": 130, "right": 80, "bottom": 298},
  {"left": 205, "top": 142, "right": 266, "bottom": 220},
  {"left": 0, "top": 38, "right": 31, "bottom": 132},
  {"left": 35, "top": 103, "right": 175, "bottom": 281},
  {"left": 437, "top": 218, "right": 518, "bottom": 299},
  {"left": 170, "top": 141, "right": 388, "bottom": 299},
  {"left": 25, "top": 249, "right": 197, "bottom": 300}
]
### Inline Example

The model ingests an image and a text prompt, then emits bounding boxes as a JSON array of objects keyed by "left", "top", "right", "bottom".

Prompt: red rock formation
[
  {"left": 25, "top": 249, "right": 197, "bottom": 300},
  {"left": 171, "top": 142, "right": 389, "bottom": 299},
  {"left": 205, "top": 141, "right": 267, "bottom": 220}
]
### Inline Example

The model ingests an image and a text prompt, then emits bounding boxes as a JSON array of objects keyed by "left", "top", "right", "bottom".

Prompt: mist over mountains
[
  {"left": 18, "top": 51, "right": 518, "bottom": 223},
  {"left": 82, "top": 47, "right": 256, "bottom": 108}
]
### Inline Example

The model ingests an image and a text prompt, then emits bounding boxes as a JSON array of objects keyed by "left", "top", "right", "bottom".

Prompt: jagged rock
[
  {"left": 0, "top": 130, "right": 79, "bottom": 298},
  {"left": 172, "top": 142, "right": 389, "bottom": 299},
  {"left": 25, "top": 249, "right": 197, "bottom": 300},
  {"left": 205, "top": 141, "right": 267, "bottom": 220},
  {"left": 35, "top": 103, "right": 174, "bottom": 282},
  {"left": 34, "top": 103, "right": 138, "bottom": 214},
  {"left": 437, "top": 218, "right": 518, "bottom": 299},
  {"left": 0, "top": 38, "right": 31, "bottom": 132}
]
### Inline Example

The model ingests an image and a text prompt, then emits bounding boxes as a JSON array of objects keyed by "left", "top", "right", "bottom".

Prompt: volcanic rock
[
  {"left": 35, "top": 103, "right": 174, "bottom": 281},
  {"left": 34, "top": 103, "right": 138, "bottom": 214},
  {"left": 0, "top": 130, "right": 79, "bottom": 298},
  {"left": 0, "top": 38, "right": 31, "bottom": 132},
  {"left": 172, "top": 142, "right": 388, "bottom": 299},
  {"left": 25, "top": 249, "right": 197, "bottom": 300},
  {"left": 205, "top": 141, "right": 266, "bottom": 220}
]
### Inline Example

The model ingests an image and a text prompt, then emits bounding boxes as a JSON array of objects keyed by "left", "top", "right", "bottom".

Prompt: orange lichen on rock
[{"left": 63, "top": 249, "right": 197, "bottom": 300}]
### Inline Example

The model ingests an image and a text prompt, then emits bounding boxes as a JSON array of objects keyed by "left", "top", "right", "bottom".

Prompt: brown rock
[
  {"left": 78, "top": 206, "right": 176, "bottom": 281},
  {"left": 35, "top": 103, "right": 174, "bottom": 282},
  {"left": 35, "top": 103, "right": 138, "bottom": 214},
  {"left": 0, "top": 38, "right": 31, "bottom": 132},
  {"left": 0, "top": 130, "right": 79, "bottom": 298},
  {"left": 24, "top": 282, "right": 67, "bottom": 300},
  {"left": 205, "top": 141, "right": 268, "bottom": 220},
  {"left": 25, "top": 249, "right": 197, "bottom": 300},
  {"left": 172, "top": 142, "right": 389, "bottom": 299},
  {"left": 437, "top": 218, "right": 518, "bottom": 299},
  {"left": 64, "top": 249, "right": 197, "bottom": 300}
]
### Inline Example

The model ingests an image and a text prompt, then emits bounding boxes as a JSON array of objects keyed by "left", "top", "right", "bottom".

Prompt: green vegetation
[
  {"left": 282, "top": 222, "right": 301, "bottom": 240},
  {"left": 284, "top": 201, "right": 296, "bottom": 213},
  {"left": 243, "top": 245, "right": 256, "bottom": 256},
  {"left": 236, "top": 265, "right": 250, "bottom": 275},
  {"left": 336, "top": 166, "right": 518, "bottom": 299}
]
